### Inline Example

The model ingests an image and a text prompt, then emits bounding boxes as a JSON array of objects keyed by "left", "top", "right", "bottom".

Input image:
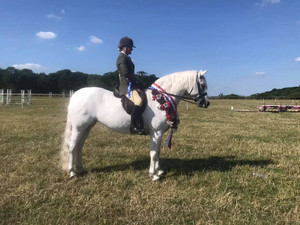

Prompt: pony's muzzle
[
  {"left": 197, "top": 98, "right": 210, "bottom": 108},
  {"left": 194, "top": 92, "right": 210, "bottom": 108},
  {"left": 203, "top": 101, "right": 210, "bottom": 108},
  {"left": 198, "top": 101, "right": 210, "bottom": 108}
]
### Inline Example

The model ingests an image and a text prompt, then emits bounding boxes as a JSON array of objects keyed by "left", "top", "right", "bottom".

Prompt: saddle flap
[
  {"left": 121, "top": 96, "right": 134, "bottom": 114},
  {"left": 120, "top": 91, "right": 147, "bottom": 115}
]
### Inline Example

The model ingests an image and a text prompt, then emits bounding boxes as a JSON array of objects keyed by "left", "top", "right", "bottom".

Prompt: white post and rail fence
[{"left": 0, "top": 89, "right": 74, "bottom": 106}]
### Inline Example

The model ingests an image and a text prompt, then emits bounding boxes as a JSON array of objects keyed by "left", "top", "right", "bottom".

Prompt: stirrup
[
  {"left": 130, "top": 126, "right": 147, "bottom": 135},
  {"left": 130, "top": 126, "right": 140, "bottom": 134},
  {"left": 138, "top": 128, "right": 147, "bottom": 135}
]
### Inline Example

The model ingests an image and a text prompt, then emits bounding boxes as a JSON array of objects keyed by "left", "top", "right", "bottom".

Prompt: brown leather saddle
[{"left": 113, "top": 83, "right": 147, "bottom": 115}]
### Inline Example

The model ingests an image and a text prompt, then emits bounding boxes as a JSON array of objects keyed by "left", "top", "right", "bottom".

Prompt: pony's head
[{"left": 189, "top": 70, "right": 210, "bottom": 108}]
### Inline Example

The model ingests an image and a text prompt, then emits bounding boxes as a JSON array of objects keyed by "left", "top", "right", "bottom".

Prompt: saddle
[{"left": 113, "top": 83, "right": 147, "bottom": 115}]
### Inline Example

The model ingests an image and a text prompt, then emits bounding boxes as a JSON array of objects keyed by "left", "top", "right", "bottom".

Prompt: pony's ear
[{"left": 199, "top": 70, "right": 207, "bottom": 76}]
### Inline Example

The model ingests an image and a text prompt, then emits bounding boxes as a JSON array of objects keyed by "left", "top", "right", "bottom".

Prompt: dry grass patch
[{"left": 0, "top": 98, "right": 299, "bottom": 224}]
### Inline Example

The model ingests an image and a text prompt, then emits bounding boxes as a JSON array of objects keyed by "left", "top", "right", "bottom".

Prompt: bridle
[{"left": 193, "top": 73, "right": 208, "bottom": 107}]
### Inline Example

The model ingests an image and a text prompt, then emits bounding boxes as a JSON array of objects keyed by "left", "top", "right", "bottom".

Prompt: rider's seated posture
[{"left": 116, "top": 36, "right": 146, "bottom": 135}]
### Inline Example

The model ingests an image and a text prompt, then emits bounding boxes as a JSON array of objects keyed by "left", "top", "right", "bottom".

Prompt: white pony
[{"left": 61, "top": 70, "right": 209, "bottom": 181}]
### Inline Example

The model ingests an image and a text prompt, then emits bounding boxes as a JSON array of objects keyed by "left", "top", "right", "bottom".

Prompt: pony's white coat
[{"left": 61, "top": 70, "right": 209, "bottom": 180}]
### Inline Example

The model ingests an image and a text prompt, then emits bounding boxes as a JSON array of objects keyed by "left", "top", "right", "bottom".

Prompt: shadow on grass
[{"left": 91, "top": 156, "right": 274, "bottom": 176}]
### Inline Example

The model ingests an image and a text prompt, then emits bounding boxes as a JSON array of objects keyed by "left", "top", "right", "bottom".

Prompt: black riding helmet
[{"left": 118, "top": 36, "right": 136, "bottom": 48}]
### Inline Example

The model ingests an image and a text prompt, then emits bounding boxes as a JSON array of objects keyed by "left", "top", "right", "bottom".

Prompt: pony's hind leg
[
  {"left": 74, "top": 122, "right": 96, "bottom": 174},
  {"left": 74, "top": 135, "right": 87, "bottom": 174},
  {"left": 68, "top": 128, "right": 83, "bottom": 178},
  {"left": 149, "top": 131, "right": 164, "bottom": 181}
]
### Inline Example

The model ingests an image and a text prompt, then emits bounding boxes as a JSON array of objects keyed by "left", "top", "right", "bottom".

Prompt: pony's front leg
[{"left": 149, "top": 131, "right": 164, "bottom": 181}]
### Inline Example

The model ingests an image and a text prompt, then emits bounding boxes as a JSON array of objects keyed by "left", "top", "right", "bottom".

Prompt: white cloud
[
  {"left": 12, "top": 63, "right": 45, "bottom": 71},
  {"left": 255, "top": 0, "right": 280, "bottom": 7},
  {"left": 269, "top": 0, "right": 280, "bottom": 3},
  {"left": 76, "top": 35, "right": 103, "bottom": 52},
  {"left": 255, "top": 72, "right": 267, "bottom": 76},
  {"left": 89, "top": 35, "right": 103, "bottom": 44},
  {"left": 46, "top": 10, "right": 65, "bottom": 21},
  {"left": 46, "top": 14, "right": 62, "bottom": 21},
  {"left": 295, "top": 57, "right": 300, "bottom": 62},
  {"left": 77, "top": 46, "right": 86, "bottom": 51},
  {"left": 36, "top": 31, "right": 57, "bottom": 39}
]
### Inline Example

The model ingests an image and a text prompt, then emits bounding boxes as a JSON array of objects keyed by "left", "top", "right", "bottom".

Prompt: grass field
[{"left": 1, "top": 97, "right": 299, "bottom": 224}]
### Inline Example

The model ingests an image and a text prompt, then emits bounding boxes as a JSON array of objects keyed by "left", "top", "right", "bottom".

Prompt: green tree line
[
  {"left": 218, "top": 85, "right": 300, "bottom": 99},
  {"left": 0, "top": 67, "right": 158, "bottom": 93},
  {"left": 250, "top": 86, "right": 300, "bottom": 99}
]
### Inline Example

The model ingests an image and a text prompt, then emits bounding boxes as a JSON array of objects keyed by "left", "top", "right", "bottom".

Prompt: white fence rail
[
  {"left": 0, "top": 89, "right": 74, "bottom": 106},
  {"left": 0, "top": 89, "right": 4, "bottom": 104},
  {"left": 0, "top": 89, "right": 32, "bottom": 105}
]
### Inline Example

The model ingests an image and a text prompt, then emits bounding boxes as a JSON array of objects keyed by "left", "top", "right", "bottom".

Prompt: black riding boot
[
  {"left": 137, "top": 112, "right": 146, "bottom": 135},
  {"left": 130, "top": 106, "right": 146, "bottom": 135},
  {"left": 130, "top": 106, "right": 141, "bottom": 134}
]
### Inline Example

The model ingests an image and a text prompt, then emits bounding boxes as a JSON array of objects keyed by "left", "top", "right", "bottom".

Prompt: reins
[{"left": 147, "top": 88, "right": 199, "bottom": 105}]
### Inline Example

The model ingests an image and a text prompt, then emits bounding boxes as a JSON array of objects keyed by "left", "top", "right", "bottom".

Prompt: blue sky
[{"left": 0, "top": 0, "right": 299, "bottom": 96}]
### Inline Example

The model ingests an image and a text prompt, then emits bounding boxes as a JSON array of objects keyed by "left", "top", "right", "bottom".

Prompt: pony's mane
[
  {"left": 154, "top": 70, "right": 197, "bottom": 94},
  {"left": 156, "top": 70, "right": 195, "bottom": 82}
]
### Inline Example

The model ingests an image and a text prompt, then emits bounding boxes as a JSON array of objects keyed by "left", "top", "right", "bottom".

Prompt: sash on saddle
[{"left": 113, "top": 83, "right": 147, "bottom": 115}]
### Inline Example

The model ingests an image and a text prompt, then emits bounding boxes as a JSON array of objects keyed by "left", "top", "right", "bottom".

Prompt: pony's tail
[{"left": 61, "top": 114, "right": 72, "bottom": 171}]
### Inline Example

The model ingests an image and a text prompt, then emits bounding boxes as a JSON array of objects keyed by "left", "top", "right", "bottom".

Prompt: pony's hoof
[
  {"left": 152, "top": 174, "right": 160, "bottom": 181},
  {"left": 69, "top": 171, "right": 77, "bottom": 178},
  {"left": 149, "top": 170, "right": 164, "bottom": 179},
  {"left": 157, "top": 170, "right": 164, "bottom": 176}
]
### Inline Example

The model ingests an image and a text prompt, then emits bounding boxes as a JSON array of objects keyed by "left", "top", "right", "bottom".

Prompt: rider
[{"left": 116, "top": 36, "right": 146, "bottom": 135}]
